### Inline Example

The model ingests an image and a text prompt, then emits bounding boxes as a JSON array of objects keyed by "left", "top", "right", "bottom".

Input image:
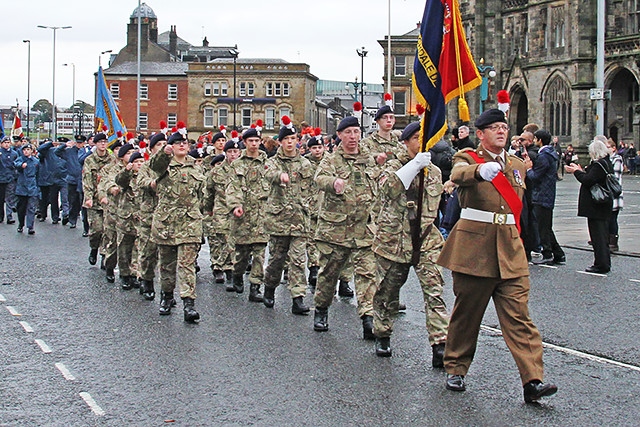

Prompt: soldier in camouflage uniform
[
  {"left": 303, "top": 135, "right": 324, "bottom": 292},
  {"left": 203, "top": 139, "right": 243, "bottom": 285},
  {"left": 371, "top": 122, "right": 449, "bottom": 365},
  {"left": 312, "top": 116, "right": 378, "bottom": 339},
  {"left": 262, "top": 119, "right": 314, "bottom": 314},
  {"left": 149, "top": 130, "right": 205, "bottom": 323},
  {"left": 225, "top": 129, "right": 269, "bottom": 301},
  {"left": 133, "top": 133, "right": 165, "bottom": 300},
  {"left": 202, "top": 131, "right": 226, "bottom": 172},
  {"left": 82, "top": 132, "right": 114, "bottom": 269}
]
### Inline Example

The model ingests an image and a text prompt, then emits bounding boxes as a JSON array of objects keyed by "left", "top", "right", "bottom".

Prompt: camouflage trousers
[
  {"left": 136, "top": 220, "right": 157, "bottom": 281},
  {"left": 373, "top": 252, "right": 449, "bottom": 345},
  {"left": 233, "top": 242, "right": 266, "bottom": 285},
  {"left": 339, "top": 255, "right": 354, "bottom": 283},
  {"left": 157, "top": 243, "right": 199, "bottom": 299},
  {"left": 103, "top": 209, "right": 118, "bottom": 271},
  {"left": 313, "top": 241, "right": 377, "bottom": 318},
  {"left": 306, "top": 218, "right": 319, "bottom": 268},
  {"left": 116, "top": 229, "right": 137, "bottom": 277},
  {"left": 264, "top": 235, "right": 307, "bottom": 298},
  {"left": 86, "top": 208, "right": 104, "bottom": 252},
  {"left": 208, "top": 232, "right": 234, "bottom": 271}
]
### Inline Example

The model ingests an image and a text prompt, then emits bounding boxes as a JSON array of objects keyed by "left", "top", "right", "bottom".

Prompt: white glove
[
  {"left": 479, "top": 162, "right": 502, "bottom": 181},
  {"left": 395, "top": 152, "right": 432, "bottom": 190}
]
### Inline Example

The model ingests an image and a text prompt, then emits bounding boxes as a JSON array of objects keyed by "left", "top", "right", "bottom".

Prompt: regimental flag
[
  {"left": 412, "top": 0, "right": 482, "bottom": 151},
  {"left": 95, "top": 66, "right": 127, "bottom": 142},
  {"left": 11, "top": 113, "right": 24, "bottom": 139},
  {"left": 0, "top": 113, "right": 4, "bottom": 139}
]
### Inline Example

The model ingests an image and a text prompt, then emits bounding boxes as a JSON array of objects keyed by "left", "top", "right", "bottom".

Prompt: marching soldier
[{"left": 303, "top": 133, "right": 324, "bottom": 292}]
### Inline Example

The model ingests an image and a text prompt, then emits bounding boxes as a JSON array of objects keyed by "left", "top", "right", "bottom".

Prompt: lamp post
[
  {"left": 99, "top": 49, "right": 112, "bottom": 67},
  {"left": 23, "top": 40, "right": 31, "bottom": 137},
  {"left": 356, "top": 47, "right": 368, "bottom": 133},
  {"left": 229, "top": 48, "right": 239, "bottom": 130},
  {"left": 477, "top": 57, "right": 497, "bottom": 114},
  {"left": 38, "top": 25, "right": 72, "bottom": 140},
  {"left": 63, "top": 63, "right": 75, "bottom": 109}
]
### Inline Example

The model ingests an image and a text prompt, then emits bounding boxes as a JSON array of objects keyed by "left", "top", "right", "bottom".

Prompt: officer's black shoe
[
  {"left": 213, "top": 270, "right": 225, "bottom": 284},
  {"left": 106, "top": 268, "right": 115, "bottom": 283},
  {"left": 88, "top": 248, "right": 98, "bottom": 265},
  {"left": 224, "top": 269, "right": 233, "bottom": 283},
  {"left": 307, "top": 266, "right": 318, "bottom": 292},
  {"left": 195, "top": 263, "right": 200, "bottom": 273},
  {"left": 338, "top": 280, "right": 354, "bottom": 297},
  {"left": 62, "top": 215, "right": 69, "bottom": 226},
  {"left": 313, "top": 307, "right": 329, "bottom": 331},
  {"left": 375, "top": 337, "right": 392, "bottom": 357},
  {"left": 120, "top": 276, "right": 133, "bottom": 290},
  {"left": 432, "top": 343, "right": 445, "bottom": 368},
  {"left": 291, "top": 296, "right": 310, "bottom": 315},
  {"left": 182, "top": 298, "right": 200, "bottom": 323},
  {"left": 7, "top": 219, "right": 15, "bottom": 225},
  {"left": 263, "top": 287, "right": 275, "bottom": 308},
  {"left": 82, "top": 231, "right": 89, "bottom": 237},
  {"left": 523, "top": 381, "right": 557, "bottom": 403},
  {"left": 159, "top": 292, "right": 175, "bottom": 315},
  {"left": 446, "top": 374, "right": 466, "bottom": 392},
  {"left": 248, "top": 283, "right": 264, "bottom": 302},
  {"left": 141, "top": 279, "right": 155, "bottom": 301},
  {"left": 227, "top": 274, "right": 243, "bottom": 292},
  {"left": 398, "top": 302, "right": 407, "bottom": 311},
  {"left": 100, "top": 255, "right": 106, "bottom": 270},
  {"left": 131, "top": 277, "right": 140, "bottom": 289},
  {"left": 361, "top": 315, "right": 375, "bottom": 340},
  {"left": 17, "top": 227, "right": 23, "bottom": 233}
]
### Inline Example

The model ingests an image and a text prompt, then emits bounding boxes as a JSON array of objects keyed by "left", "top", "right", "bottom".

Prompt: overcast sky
[{"left": 2, "top": 0, "right": 426, "bottom": 110}]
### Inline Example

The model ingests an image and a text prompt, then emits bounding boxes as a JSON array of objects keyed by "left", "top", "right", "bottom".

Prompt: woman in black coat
[{"left": 565, "top": 139, "right": 612, "bottom": 273}]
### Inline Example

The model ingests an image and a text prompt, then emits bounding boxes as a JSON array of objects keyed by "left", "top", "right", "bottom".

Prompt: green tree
[
  {"left": 32, "top": 99, "right": 53, "bottom": 124},
  {"left": 71, "top": 100, "right": 95, "bottom": 114}
]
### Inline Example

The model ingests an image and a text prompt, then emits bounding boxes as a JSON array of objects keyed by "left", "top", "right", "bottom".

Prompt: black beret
[
  {"left": 374, "top": 105, "right": 394, "bottom": 121},
  {"left": 277, "top": 125, "right": 296, "bottom": 141},
  {"left": 210, "top": 154, "right": 226, "bottom": 166},
  {"left": 167, "top": 132, "right": 185, "bottom": 145},
  {"left": 188, "top": 148, "right": 206, "bottom": 159},
  {"left": 117, "top": 143, "right": 134, "bottom": 158},
  {"left": 224, "top": 139, "right": 245, "bottom": 151},
  {"left": 211, "top": 132, "right": 225, "bottom": 144},
  {"left": 149, "top": 132, "right": 167, "bottom": 149},
  {"left": 400, "top": 122, "right": 421, "bottom": 142},
  {"left": 93, "top": 132, "right": 108, "bottom": 143},
  {"left": 22, "top": 143, "right": 34, "bottom": 150},
  {"left": 307, "top": 136, "right": 322, "bottom": 148},
  {"left": 74, "top": 135, "right": 87, "bottom": 142},
  {"left": 57, "top": 136, "right": 70, "bottom": 143},
  {"left": 128, "top": 151, "right": 143, "bottom": 163},
  {"left": 337, "top": 116, "right": 360, "bottom": 132},
  {"left": 474, "top": 108, "right": 507, "bottom": 129},
  {"left": 242, "top": 128, "right": 260, "bottom": 140}
]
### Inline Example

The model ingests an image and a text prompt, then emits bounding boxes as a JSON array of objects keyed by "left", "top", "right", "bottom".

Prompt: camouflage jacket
[
  {"left": 314, "top": 145, "right": 377, "bottom": 248},
  {"left": 304, "top": 152, "right": 324, "bottom": 218},
  {"left": 225, "top": 150, "right": 269, "bottom": 244},
  {"left": 114, "top": 167, "right": 139, "bottom": 234},
  {"left": 134, "top": 163, "right": 159, "bottom": 217},
  {"left": 360, "top": 131, "right": 402, "bottom": 162},
  {"left": 372, "top": 149, "right": 444, "bottom": 263},
  {"left": 149, "top": 150, "right": 205, "bottom": 246},
  {"left": 97, "top": 161, "right": 124, "bottom": 215},
  {"left": 263, "top": 147, "right": 313, "bottom": 237},
  {"left": 82, "top": 151, "right": 114, "bottom": 210},
  {"left": 202, "top": 159, "right": 234, "bottom": 235}
]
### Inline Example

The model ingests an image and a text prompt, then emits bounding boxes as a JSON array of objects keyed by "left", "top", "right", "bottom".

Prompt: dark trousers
[
  {"left": 67, "top": 184, "right": 82, "bottom": 226},
  {"left": 39, "top": 184, "right": 62, "bottom": 221},
  {"left": 533, "top": 204, "right": 564, "bottom": 260},
  {"left": 608, "top": 209, "right": 620, "bottom": 236},
  {"left": 17, "top": 195, "right": 38, "bottom": 229},
  {"left": 587, "top": 218, "right": 610, "bottom": 271}
]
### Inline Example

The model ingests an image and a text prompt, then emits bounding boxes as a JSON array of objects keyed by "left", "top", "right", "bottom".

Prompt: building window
[
  {"left": 139, "top": 84, "right": 149, "bottom": 100},
  {"left": 110, "top": 83, "right": 120, "bottom": 99},
  {"left": 221, "top": 82, "right": 228, "bottom": 96},
  {"left": 543, "top": 24, "right": 548, "bottom": 49},
  {"left": 266, "top": 82, "right": 289, "bottom": 97},
  {"left": 218, "top": 108, "right": 228, "bottom": 126},
  {"left": 241, "top": 108, "right": 252, "bottom": 127},
  {"left": 213, "top": 82, "right": 220, "bottom": 96},
  {"left": 203, "top": 107, "right": 214, "bottom": 127},
  {"left": 552, "top": 6, "right": 565, "bottom": 48},
  {"left": 204, "top": 81, "right": 212, "bottom": 96},
  {"left": 139, "top": 113, "right": 148, "bottom": 130},
  {"left": 393, "top": 91, "right": 406, "bottom": 115},
  {"left": 628, "top": 0, "right": 640, "bottom": 34},
  {"left": 239, "top": 82, "right": 255, "bottom": 97},
  {"left": 265, "top": 108, "right": 276, "bottom": 130},
  {"left": 167, "top": 113, "right": 177, "bottom": 128},
  {"left": 168, "top": 84, "right": 178, "bottom": 100},
  {"left": 282, "top": 83, "right": 289, "bottom": 96},
  {"left": 279, "top": 108, "right": 290, "bottom": 121},
  {"left": 545, "top": 77, "right": 571, "bottom": 136},
  {"left": 394, "top": 56, "right": 406, "bottom": 76}
]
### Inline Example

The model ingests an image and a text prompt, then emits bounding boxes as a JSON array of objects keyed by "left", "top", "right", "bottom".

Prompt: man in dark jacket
[
  {"left": 526, "top": 130, "right": 565, "bottom": 265},
  {"left": 56, "top": 135, "right": 91, "bottom": 228}
]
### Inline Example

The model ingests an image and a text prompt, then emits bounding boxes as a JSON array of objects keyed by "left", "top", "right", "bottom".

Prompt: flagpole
[
  {"left": 137, "top": 0, "right": 142, "bottom": 133},
  {"left": 411, "top": 108, "right": 431, "bottom": 264}
]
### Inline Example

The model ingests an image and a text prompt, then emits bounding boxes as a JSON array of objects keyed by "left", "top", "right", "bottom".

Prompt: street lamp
[
  {"left": 477, "top": 58, "right": 497, "bottom": 114},
  {"left": 345, "top": 77, "right": 366, "bottom": 102},
  {"left": 99, "top": 49, "right": 113, "bottom": 67},
  {"left": 23, "top": 40, "right": 31, "bottom": 137},
  {"left": 356, "top": 47, "right": 368, "bottom": 132},
  {"left": 38, "top": 25, "right": 72, "bottom": 140},
  {"left": 63, "top": 63, "right": 75, "bottom": 109},
  {"left": 229, "top": 47, "right": 239, "bottom": 130}
]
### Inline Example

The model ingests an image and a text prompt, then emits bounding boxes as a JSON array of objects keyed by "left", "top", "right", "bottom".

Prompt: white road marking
[
  {"left": 6, "top": 306, "right": 21, "bottom": 316},
  {"left": 630, "top": 279, "right": 640, "bottom": 283},
  {"left": 0, "top": 294, "right": 5, "bottom": 302},
  {"left": 19, "top": 321, "right": 34, "bottom": 333},
  {"left": 576, "top": 270, "right": 608, "bottom": 277},
  {"left": 79, "top": 392, "right": 105, "bottom": 416},
  {"left": 481, "top": 325, "right": 640, "bottom": 372},
  {"left": 55, "top": 363, "right": 76, "bottom": 381},
  {"left": 34, "top": 339, "right": 52, "bottom": 354},
  {"left": 535, "top": 264, "right": 558, "bottom": 269}
]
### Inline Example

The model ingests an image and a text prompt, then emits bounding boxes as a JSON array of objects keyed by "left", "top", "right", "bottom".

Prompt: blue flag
[
  {"left": 95, "top": 66, "right": 127, "bottom": 142},
  {"left": 0, "top": 113, "right": 4, "bottom": 139}
]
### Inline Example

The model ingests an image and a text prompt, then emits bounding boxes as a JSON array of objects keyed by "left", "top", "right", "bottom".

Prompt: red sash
[{"left": 467, "top": 151, "right": 523, "bottom": 233}]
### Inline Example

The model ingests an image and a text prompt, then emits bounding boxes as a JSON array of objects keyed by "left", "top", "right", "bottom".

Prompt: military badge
[{"left": 513, "top": 169, "right": 523, "bottom": 186}]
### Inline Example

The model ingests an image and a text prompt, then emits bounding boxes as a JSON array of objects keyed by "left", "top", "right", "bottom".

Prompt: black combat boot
[
  {"left": 291, "top": 296, "right": 310, "bottom": 315},
  {"left": 307, "top": 266, "right": 318, "bottom": 293},
  {"left": 182, "top": 298, "right": 200, "bottom": 323},
  {"left": 263, "top": 287, "right": 275, "bottom": 308},
  {"left": 159, "top": 291, "right": 175, "bottom": 315},
  {"left": 224, "top": 270, "right": 233, "bottom": 283},
  {"left": 120, "top": 275, "right": 133, "bottom": 290},
  {"left": 338, "top": 279, "right": 354, "bottom": 297},
  {"left": 88, "top": 248, "right": 98, "bottom": 265},
  {"left": 227, "top": 274, "right": 244, "bottom": 293},
  {"left": 432, "top": 343, "right": 445, "bottom": 368},
  {"left": 141, "top": 279, "right": 155, "bottom": 301},
  {"left": 375, "top": 337, "right": 392, "bottom": 357},
  {"left": 313, "top": 307, "right": 329, "bottom": 331},
  {"left": 131, "top": 277, "right": 140, "bottom": 289},
  {"left": 361, "top": 315, "right": 375, "bottom": 340},
  {"left": 213, "top": 269, "right": 225, "bottom": 284},
  {"left": 100, "top": 255, "right": 106, "bottom": 270},
  {"left": 248, "top": 283, "right": 264, "bottom": 302},
  {"left": 106, "top": 268, "right": 115, "bottom": 283}
]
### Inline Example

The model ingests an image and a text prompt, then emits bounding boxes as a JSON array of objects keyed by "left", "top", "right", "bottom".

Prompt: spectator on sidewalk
[{"left": 606, "top": 138, "right": 624, "bottom": 252}]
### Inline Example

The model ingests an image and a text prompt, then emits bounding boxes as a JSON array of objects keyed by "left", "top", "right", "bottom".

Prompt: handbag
[{"left": 590, "top": 161, "right": 622, "bottom": 203}]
